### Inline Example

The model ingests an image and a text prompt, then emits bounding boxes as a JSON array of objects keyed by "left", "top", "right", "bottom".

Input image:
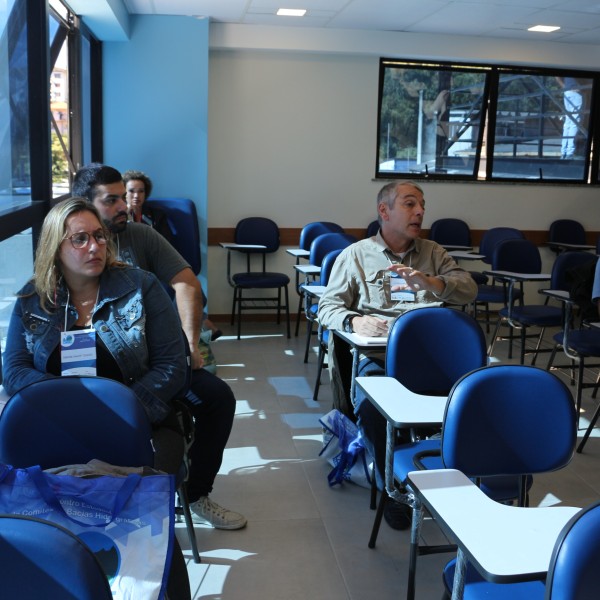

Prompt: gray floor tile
[{"left": 185, "top": 320, "right": 600, "bottom": 599}]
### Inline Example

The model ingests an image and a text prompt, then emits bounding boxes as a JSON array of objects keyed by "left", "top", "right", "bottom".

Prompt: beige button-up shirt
[{"left": 318, "top": 232, "right": 478, "bottom": 354}]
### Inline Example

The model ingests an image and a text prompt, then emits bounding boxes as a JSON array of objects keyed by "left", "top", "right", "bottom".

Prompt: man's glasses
[{"left": 63, "top": 230, "right": 108, "bottom": 249}]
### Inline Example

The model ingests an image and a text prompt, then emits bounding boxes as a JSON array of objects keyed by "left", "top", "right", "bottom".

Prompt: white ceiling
[{"left": 123, "top": 0, "right": 600, "bottom": 45}]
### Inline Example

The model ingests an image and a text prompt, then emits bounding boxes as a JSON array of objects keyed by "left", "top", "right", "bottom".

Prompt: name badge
[
  {"left": 389, "top": 274, "right": 416, "bottom": 302},
  {"left": 61, "top": 328, "right": 97, "bottom": 376}
]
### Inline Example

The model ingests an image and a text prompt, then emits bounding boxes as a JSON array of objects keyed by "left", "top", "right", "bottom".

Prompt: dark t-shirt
[{"left": 115, "top": 223, "right": 190, "bottom": 285}]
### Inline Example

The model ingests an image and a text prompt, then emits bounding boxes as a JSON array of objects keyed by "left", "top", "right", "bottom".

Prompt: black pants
[
  {"left": 183, "top": 368, "right": 236, "bottom": 502},
  {"left": 152, "top": 368, "right": 236, "bottom": 502}
]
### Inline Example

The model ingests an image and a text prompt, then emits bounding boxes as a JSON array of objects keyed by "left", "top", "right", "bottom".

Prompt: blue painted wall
[{"left": 102, "top": 15, "right": 209, "bottom": 288}]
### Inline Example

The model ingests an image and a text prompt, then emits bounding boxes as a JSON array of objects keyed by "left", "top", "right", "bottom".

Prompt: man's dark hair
[{"left": 72, "top": 163, "right": 123, "bottom": 202}]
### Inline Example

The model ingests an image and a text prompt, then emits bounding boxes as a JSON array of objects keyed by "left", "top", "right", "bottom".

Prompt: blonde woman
[{"left": 2, "top": 197, "right": 187, "bottom": 423}]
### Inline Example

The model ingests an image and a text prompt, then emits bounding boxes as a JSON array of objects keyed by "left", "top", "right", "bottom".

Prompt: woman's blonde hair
[{"left": 32, "top": 197, "right": 118, "bottom": 311}]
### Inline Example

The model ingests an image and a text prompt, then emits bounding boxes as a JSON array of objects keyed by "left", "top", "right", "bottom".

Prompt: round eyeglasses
[{"left": 63, "top": 230, "right": 108, "bottom": 249}]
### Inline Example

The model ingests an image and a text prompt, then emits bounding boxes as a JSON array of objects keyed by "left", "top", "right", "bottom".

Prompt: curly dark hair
[{"left": 123, "top": 169, "right": 153, "bottom": 197}]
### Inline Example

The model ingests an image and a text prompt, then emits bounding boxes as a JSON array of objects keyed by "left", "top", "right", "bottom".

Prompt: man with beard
[{"left": 72, "top": 163, "right": 246, "bottom": 530}]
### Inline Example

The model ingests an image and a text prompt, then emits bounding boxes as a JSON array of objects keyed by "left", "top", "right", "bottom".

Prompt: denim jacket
[{"left": 2, "top": 266, "right": 188, "bottom": 423}]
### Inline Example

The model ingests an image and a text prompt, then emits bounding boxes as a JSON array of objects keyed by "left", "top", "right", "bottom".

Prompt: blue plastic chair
[
  {"left": 0, "top": 376, "right": 200, "bottom": 572},
  {"left": 438, "top": 365, "right": 577, "bottom": 600},
  {"left": 294, "top": 222, "right": 345, "bottom": 336},
  {"left": 301, "top": 233, "right": 356, "bottom": 362},
  {"left": 546, "top": 294, "right": 600, "bottom": 445},
  {"left": 0, "top": 376, "right": 154, "bottom": 469},
  {"left": 145, "top": 197, "right": 210, "bottom": 310},
  {"left": 312, "top": 248, "right": 345, "bottom": 400},
  {"left": 0, "top": 514, "right": 113, "bottom": 599},
  {"left": 228, "top": 217, "right": 291, "bottom": 339},
  {"left": 490, "top": 250, "right": 597, "bottom": 365},
  {"left": 429, "top": 218, "right": 471, "bottom": 247},
  {"left": 428, "top": 218, "right": 488, "bottom": 284},
  {"left": 368, "top": 307, "right": 488, "bottom": 552},
  {"left": 549, "top": 219, "right": 587, "bottom": 249},
  {"left": 545, "top": 500, "right": 600, "bottom": 599},
  {"left": 308, "top": 232, "right": 357, "bottom": 268},
  {"left": 441, "top": 500, "right": 600, "bottom": 599},
  {"left": 366, "top": 220, "right": 380, "bottom": 238},
  {"left": 298, "top": 221, "right": 344, "bottom": 252},
  {"left": 146, "top": 197, "right": 201, "bottom": 275},
  {"left": 472, "top": 228, "right": 527, "bottom": 332}
]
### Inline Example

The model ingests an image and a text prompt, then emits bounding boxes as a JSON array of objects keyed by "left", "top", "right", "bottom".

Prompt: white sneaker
[{"left": 190, "top": 496, "right": 247, "bottom": 530}]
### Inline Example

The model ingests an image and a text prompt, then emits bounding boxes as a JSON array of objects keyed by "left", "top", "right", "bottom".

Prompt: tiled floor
[{"left": 178, "top": 319, "right": 600, "bottom": 599}]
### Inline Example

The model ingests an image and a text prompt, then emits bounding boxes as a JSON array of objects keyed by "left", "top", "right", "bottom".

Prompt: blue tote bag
[{"left": 0, "top": 464, "right": 175, "bottom": 600}]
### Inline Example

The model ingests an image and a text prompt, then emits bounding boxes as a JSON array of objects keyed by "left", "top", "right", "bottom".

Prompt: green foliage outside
[
  {"left": 51, "top": 131, "right": 69, "bottom": 183},
  {"left": 379, "top": 67, "right": 486, "bottom": 162}
]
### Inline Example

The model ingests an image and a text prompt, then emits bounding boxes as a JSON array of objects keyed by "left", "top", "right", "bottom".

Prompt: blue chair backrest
[
  {"left": 299, "top": 222, "right": 344, "bottom": 251},
  {"left": 479, "top": 227, "right": 524, "bottom": 264},
  {"left": 386, "top": 307, "right": 487, "bottom": 395},
  {"left": 0, "top": 515, "right": 113, "bottom": 599},
  {"left": 551, "top": 251, "right": 598, "bottom": 291},
  {"left": 366, "top": 220, "right": 380, "bottom": 238},
  {"left": 146, "top": 197, "right": 201, "bottom": 274},
  {"left": 549, "top": 219, "right": 586, "bottom": 246},
  {"left": 429, "top": 218, "right": 471, "bottom": 246},
  {"left": 309, "top": 232, "right": 356, "bottom": 266},
  {"left": 546, "top": 500, "right": 600, "bottom": 599},
  {"left": 320, "top": 248, "right": 344, "bottom": 287},
  {"left": 235, "top": 217, "right": 280, "bottom": 253},
  {"left": 0, "top": 376, "right": 154, "bottom": 469},
  {"left": 492, "top": 238, "right": 541, "bottom": 273},
  {"left": 441, "top": 365, "right": 576, "bottom": 477}
]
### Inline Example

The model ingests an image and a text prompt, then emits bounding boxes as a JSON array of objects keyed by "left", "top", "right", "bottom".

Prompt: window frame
[
  {"left": 0, "top": 0, "right": 102, "bottom": 246},
  {"left": 376, "top": 58, "right": 600, "bottom": 185}
]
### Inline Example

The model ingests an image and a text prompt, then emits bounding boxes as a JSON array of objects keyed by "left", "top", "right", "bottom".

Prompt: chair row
[
  {"left": 218, "top": 216, "right": 598, "bottom": 345},
  {"left": 356, "top": 307, "right": 597, "bottom": 599}
]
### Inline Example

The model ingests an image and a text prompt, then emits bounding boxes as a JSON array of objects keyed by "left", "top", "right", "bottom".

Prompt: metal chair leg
[
  {"left": 178, "top": 484, "right": 201, "bottom": 564},
  {"left": 368, "top": 492, "right": 387, "bottom": 549}
]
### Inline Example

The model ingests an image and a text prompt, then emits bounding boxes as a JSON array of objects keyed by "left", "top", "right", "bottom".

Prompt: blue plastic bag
[
  {"left": 0, "top": 464, "right": 175, "bottom": 600},
  {"left": 319, "top": 409, "right": 373, "bottom": 488}
]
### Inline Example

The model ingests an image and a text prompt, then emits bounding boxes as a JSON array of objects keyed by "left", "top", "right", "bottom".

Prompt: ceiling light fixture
[
  {"left": 528, "top": 25, "right": 560, "bottom": 33},
  {"left": 277, "top": 9, "right": 307, "bottom": 17}
]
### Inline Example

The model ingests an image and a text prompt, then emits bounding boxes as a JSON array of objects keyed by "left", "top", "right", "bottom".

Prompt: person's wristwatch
[{"left": 343, "top": 314, "right": 355, "bottom": 333}]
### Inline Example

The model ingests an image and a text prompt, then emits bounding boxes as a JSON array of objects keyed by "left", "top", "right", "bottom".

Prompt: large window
[
  {"left": 377, "top": 59, "right": 599, "bottom": 184},
  {"left": 0, "top": 0, "right": 101, "bottom": 356}
]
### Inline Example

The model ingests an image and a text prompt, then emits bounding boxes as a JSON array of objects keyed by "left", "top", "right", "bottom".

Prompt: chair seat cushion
[
  {"left": 393, "top": 439, "right": 442, "bottom": 482},
  {"left": 395, "top": 443, "right": 532, "bottom": 503},
  {"left": 499, "top": 305, "right": 562, "bottom": 327},
  {"left": 553, "top": 329, "right": 600, "bottom": 356},
  {"left": 233, "top": 272, "right": 290, "bottom": 288}
]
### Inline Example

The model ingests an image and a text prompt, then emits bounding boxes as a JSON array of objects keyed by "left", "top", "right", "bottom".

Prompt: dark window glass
[
  {"left": 377, "top": 61, "right": 489, "bottom": 179},
  {"left": 377, "top": 59, "right": 598, "bottom": 184},
  {"left": 490, "top": 71, "right": 593, "bottom": 181}
]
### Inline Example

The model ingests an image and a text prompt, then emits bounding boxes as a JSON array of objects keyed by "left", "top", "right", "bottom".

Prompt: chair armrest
[{"left": 412, "top": 448, "right": 441, "bottom": 470}]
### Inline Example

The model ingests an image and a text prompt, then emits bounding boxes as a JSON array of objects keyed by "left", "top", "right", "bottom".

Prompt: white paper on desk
[{"left": 351, "top": 335, "right": 388, "bottom": 345}]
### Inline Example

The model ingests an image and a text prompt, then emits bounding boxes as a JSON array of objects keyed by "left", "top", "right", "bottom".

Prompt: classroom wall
[
  {"left": 98, "top": 16, "right": 600, "bottom": 319},
  {"left": 101, "top": 15, "right": 209, "bottom": 290},
  {"left": 206, "top": 26, "right": 600, "bottom": 317}
]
